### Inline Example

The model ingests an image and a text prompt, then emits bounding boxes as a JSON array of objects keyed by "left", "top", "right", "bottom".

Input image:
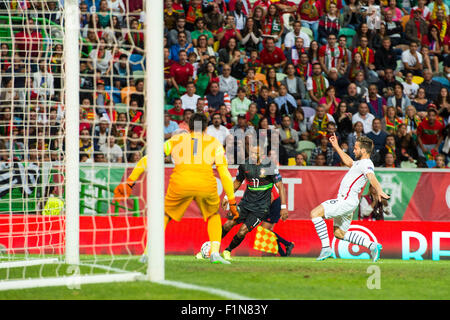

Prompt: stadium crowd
[{"left": 0, "top": 0, "right": 449, "bottom": 168}]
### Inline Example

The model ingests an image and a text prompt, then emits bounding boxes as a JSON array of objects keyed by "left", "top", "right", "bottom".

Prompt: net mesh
[{"left": 0, "top": 0, "right": 148, "bottom": 284}]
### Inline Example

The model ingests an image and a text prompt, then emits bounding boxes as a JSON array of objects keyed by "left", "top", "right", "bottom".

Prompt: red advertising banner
[
  {"left": 124, "top": 167, "right": 450, "bottom": 221},
  {"left": 2, "top": 216, "right": 450, "bottom": 260}
]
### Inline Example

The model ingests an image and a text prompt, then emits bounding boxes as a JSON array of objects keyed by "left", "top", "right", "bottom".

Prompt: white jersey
[{"left": 337, "top": 158, "right": 375, "bottom": 203}]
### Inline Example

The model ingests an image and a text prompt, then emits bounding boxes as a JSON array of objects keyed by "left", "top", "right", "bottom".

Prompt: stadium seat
[
  {"left": 426, "top": 160, "right": 436, "bottom": 168},
  {"left": 301, "top": 27, "right": 313, "bottom": 41},
  {"left": 276, "top": 72, "right": 287, "bottom": 82},
  {"left": 433, "top": 77, "right": 450, "bottom": 89},
  {"left": 301, "top": 106, "right": 316, "bottom": 119},
  {"left": 338, "top": 28, "right": 356, "bottom": 47},
  {"left": 255, "top": 72, "right": 267, "bottom": 84},
  {"left": 129, "top": 54, "right": 145, "bottom": 72},
  {"left": 412, "top": 76, "right": 424, "bottom": 85},
  {"left": 115, "top": 103, "right": 128, "bottom": 114},
  {"left": 296, "top": 140, "right": 316, "bottom": 160},
  {"left": 400, "top": 160, "right": 417, "bottom": 168},
  {"left": 400, "top": 15, "right": 410, "bottom": 31},
  {"left": 133, "top": 70, "right": 145, "bottom": 80}
]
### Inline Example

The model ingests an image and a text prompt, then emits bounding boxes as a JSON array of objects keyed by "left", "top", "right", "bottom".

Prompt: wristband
[{"left": 281, "top": 204, "right": 287, "bottom": 210}]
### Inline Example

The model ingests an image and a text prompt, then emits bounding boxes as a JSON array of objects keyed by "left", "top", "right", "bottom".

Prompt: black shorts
[
  {"left": 263, "top": 197, "right": 281, "bottom": 224},
  {"left": 228, "top": 205, "right": 268, "bottom": 232}
]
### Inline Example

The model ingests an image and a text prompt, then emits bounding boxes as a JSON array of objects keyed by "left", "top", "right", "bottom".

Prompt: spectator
[
  {"left": 318, "top": 3, "right": 341, "bottom": 44},
  {"left": 266, "top": 102, "right": 282, "bottom": 129},
  {"left": 93, "top": 116, "right": 110, "bottom": 151},
  {"left": 420, "top": 69, "right": 444, "bottom": 104},
  {"left": 358, "top": 185, "right": 391, "bottom": 221},
  {"left": 366, "top": 118, "right": 388, "bottom": 164},
  {"left": 381, "top": 105, "right": 403, "bottom": 135},
  {"left": 352, "top": 102, "right": 375, "bottom": 134},
  {"left": 205, "top": 82, "right": 231, "bottom": 113},
  {"left": 284, "top": 20, "right": 311, "bottom": 51},
  {"left": 281, "top": 63, "right": 307, "bottom": 104},
  {"left": 274, "top": 84, "right": 297, "bottom": 116},
  {"left": 295, "top": 153, "right": 307, "bottom": 166},
  {"left": 411, "top": 87, "right": 431, "bottom": 118},
  {"left": 164, "top": 112, "right": 179, "bottom": 141},
  {"left": 402, "top": 41, "right": 423, "bottom": 77},
  {"left": 169, "top": 50, "right": 194, "bottom": 94},
  {"left": 387, "top": 82, "right": 411, "bottom": 117},
  {"left": 417, "top": 105, "right": 445, "bottom": 159},
  {"left": 168, "top": 98, "right": 184, "bottom": 124},
  {"left": 241, "top": 68, "right": 263, "bottom": 101},
  {"left": 100, "top": 135, "right": 123, "bottom": 163},
  {"left": 319, "top": 86, "right": 341, "bottom": 115},
  {"left": 261, "top": 4, "right": 284, "bottom": 47},
  {"left": 292, "top": 107, "right": 308, "bottom": 134},
  {"left": 403, "top": 71, "right": 420, "bottom": 99},
  {"left": 318, "top": 34, "right": 343, "bottom": 76},
  {"left": 218, "top": 37, "right": 240, "bottom": 68},
  {"left": 219, "top": 64, "right": 239, "bottom": 100},
  {"left": 216, "top": 14, "right": 243, "bottom": 49},
  {"left": 168, "top": 16, "right": 192, "bottom": 48},
  {"left": 434, "top": 154, "right": 449, "bottom": 168},
  {"left": 333, "top": 102, "right": 353, "bottom": 141},
  {"left": 405, "top": 8, "right": 428, "bottom": 45},
  {"left": 191, "top": 18, "right": 214, "bottom": 47},
  {"left": 206, "top": 112, "right": 231, "bottom": 146},
  {"left": 240, "top": 17, "right": 263, "bottom": 53},
  {"left": 170, "top": 31, "right": 194, "bottom": 62},
  {"left": 178, "top": 109, "right": 193, "bottom": 132},
  {"left": 306, "top": 63, "right": 329, "bottom": 107},
  {"left": 313, "top": 153, "right": 327, "bottom": 166},
  {"left": 279, "top": 115, "right": 299, "bottom": 158},
  {"left": 180, "top": 82, "right": 200, "bottom": 111},
  {"left": 265, "top": 67, "right": 281, "bottom": 98},
  {"left": 33, "top": 59, "right": 54, "bottom": 101},
  {"left": 308, "top": 104, "right": 336, "bottom": 142},
  {"left": 374, "top": 37, "right": 398, "bottom": 77},
  {"left": 231, "top": 87, "right": 252, "bottom": 123},
  {"left": 404, "top": 105, "right": 422, "bottom": 138},
  {"left": 255, "top": 86, "right": 274, "bottom": 116},
  {"left": 347, "top": 121, "right": 365, "bottom": 158},
  {"left": 259, "top": 37, "right": 287, "bottom": 71},
  {"left": 193, "top": 35, "right": 215, "bottom": 66},
  {"left": 382, "top": 152, "right": 397, "bottom": 168},
  {"left": 245, "top": 103, "right": 262, "bottom": 128},
  {"left": 341, "top": 83, "right": 363, "bottom": 114},
  {"left": 309, "top": 134, "right": 334, "bottom": 166}
]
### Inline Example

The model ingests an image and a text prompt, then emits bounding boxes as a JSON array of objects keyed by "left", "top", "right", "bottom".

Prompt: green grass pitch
[{"left": 0, "top": 255, "right": 449, "bottom": 300}]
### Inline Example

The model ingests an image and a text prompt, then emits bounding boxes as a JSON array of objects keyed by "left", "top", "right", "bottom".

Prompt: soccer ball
[{"left": 200, "top": 241, "right": 211, "bottom": 259}]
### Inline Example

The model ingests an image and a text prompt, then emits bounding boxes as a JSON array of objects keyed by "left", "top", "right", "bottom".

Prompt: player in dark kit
[{"left": 220, "top": 145, "right": 288, "bottom": 260}]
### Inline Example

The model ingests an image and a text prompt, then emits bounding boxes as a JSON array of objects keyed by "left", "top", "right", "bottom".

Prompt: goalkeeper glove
[
  {"left": 113, "top": 179, "right": 134, "bottom": 201},
  {"left": 228, "top": 198, "right": 239, "bottom": 220}
]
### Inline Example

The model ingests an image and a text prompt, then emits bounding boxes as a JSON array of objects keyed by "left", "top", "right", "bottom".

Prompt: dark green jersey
[{"left": 236, "top": 161, "right": 282, "bottom": 214}]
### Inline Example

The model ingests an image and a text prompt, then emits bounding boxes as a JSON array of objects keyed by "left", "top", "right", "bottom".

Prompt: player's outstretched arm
[
  {"left": 275, "top": 180, "right": 289, "bottom": 221},
  {"left": 329, "top": 133, "right": 353, "bottom": 168},
  {"left": 113, "top": 155, "right": 147, "bottom": 201},
  {"left": 366, "top": 173, "right": 390, "bottom": 202}
]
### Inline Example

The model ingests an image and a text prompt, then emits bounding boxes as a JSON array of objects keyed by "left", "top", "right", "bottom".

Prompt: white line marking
[{"left": 153, "top": 279, "right": 255, "bottom": 300}]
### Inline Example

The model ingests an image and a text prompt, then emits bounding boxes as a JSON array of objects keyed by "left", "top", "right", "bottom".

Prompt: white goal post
[{"left": 0, "top": 0, "right": 165, "bottom": 290}]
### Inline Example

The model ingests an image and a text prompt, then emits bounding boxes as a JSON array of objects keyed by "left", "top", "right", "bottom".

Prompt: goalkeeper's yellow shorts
[{"left": 164, "top": 182, "right": 220, "bottom": 222}]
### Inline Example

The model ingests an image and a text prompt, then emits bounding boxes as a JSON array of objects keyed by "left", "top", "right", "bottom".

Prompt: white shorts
[{"left": 321, "top": 198, "right": 358, "bottom": 232}]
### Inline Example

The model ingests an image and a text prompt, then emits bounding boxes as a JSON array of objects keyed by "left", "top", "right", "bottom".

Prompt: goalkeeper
[{"left": 114, "top": 113, "right": 238, "bottom": 265}]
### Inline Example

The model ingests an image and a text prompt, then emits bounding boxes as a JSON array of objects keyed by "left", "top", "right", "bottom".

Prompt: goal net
[{"left": 0, "top": 0, "right": 162, "bottom": 290}]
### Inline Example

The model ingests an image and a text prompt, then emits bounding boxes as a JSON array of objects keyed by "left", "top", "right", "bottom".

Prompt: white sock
[
  {"left": 343, "top": 232, "right": 376, "bottom": 251},
  {"left": 312, "top": 217, "right": 330, "bottom": 249}
]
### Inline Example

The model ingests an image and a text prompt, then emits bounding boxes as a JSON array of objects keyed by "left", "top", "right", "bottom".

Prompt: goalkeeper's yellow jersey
[{"left": 127, "top": 132, "right": 235, "bottom": 199}]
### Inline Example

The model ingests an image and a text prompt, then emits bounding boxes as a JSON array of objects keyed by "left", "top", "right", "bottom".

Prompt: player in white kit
[{"left": 310, "top": 134, "right": 390, "bottom": 262}]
